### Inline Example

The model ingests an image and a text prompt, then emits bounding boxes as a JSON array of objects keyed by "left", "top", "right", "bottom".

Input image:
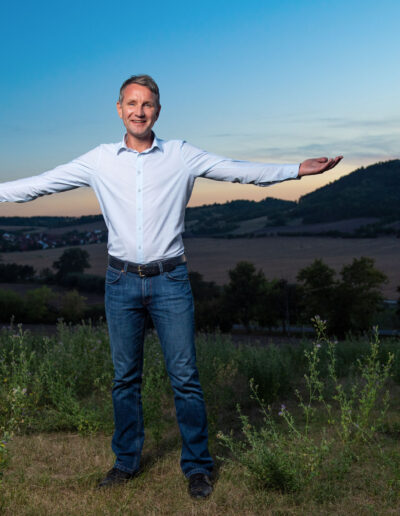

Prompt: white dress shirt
[{"left": 0, "top": 136, "right": 300, "bottom": 263}]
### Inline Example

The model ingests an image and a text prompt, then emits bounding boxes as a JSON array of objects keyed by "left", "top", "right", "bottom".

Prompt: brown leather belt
[{"left": 108, "top": 254, "right": 186, "bottom": 278}]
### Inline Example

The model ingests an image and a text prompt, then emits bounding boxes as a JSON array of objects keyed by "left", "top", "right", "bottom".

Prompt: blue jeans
[{"left": 104, "top": 260, "right": 213, "bottom": 478}]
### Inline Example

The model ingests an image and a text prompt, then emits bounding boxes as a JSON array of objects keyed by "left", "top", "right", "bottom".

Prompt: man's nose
[{"left": 134, "top": 105, "right": 145, "bottom": 117}]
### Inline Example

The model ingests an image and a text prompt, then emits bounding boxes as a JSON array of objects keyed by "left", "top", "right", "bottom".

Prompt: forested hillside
[
  {"left": 185, "top": 198, "right": 295, "bottom": 235},
  {"left": 296, "top": 160, "right": 400, "bottom": 223}
]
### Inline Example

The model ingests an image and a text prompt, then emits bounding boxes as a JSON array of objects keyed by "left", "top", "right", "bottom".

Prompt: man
[{"left": 0, "top": 75, "right": 342, "bottom": 498}]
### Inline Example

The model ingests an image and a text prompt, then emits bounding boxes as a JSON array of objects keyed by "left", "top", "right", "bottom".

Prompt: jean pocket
[
  {"left": 105, "top": 265, "right": 123, "bottom": 285},
  {"left": 165, "top": 265, "right": 189, "bottom": 282}
]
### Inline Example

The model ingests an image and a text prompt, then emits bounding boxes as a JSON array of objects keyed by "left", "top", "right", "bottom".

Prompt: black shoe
[
  {"left": 188, "top": 473, "right": 213, "bottom": 499},
  {"left": 97, "top": 467, "right": 135, "bottom": 489}
]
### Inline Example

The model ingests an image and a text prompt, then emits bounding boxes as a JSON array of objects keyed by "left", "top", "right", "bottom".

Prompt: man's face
[{"left": 117, "top": 83, "right": 161, "bottom": 141}]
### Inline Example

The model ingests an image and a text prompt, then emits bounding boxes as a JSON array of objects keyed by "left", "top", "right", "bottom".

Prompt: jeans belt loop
[{"left": 158, "top": 260, "right": 164, "bottom": 274}]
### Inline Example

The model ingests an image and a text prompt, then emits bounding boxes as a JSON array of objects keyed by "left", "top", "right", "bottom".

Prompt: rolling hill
[
  {"left": 0, "top": 160, "right": 398, "bottom": 238},
  {"left": 185, "top": 159, "right": 400, "bottom": 236},
  {"left": 296, "top": 159, "right": 400, "bottom": 223}
]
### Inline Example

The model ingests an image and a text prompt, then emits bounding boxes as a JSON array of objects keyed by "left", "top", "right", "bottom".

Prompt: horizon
[
  {"left": 0, "top": 156, "right": 397, "bottom": 219},
  {"left": 1, "top": 1, "right": 399, "bottom": 216}
]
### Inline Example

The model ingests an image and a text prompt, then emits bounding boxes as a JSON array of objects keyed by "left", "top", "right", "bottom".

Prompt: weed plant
[
  {"left": 218, "top": 317, "right": 394, "bottom": 494},
  {"left": 0, "top": 436, "right": 8, "bottom": 481}
]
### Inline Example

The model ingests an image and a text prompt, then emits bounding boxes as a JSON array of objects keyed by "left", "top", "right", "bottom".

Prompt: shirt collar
[{"left": 117, "top": 133, "right": 163, "bottom": 154}]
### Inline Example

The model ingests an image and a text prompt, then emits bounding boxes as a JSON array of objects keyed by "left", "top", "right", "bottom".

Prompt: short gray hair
[{"left": 119, "top": 75, "right": 160, "bottom": 106}]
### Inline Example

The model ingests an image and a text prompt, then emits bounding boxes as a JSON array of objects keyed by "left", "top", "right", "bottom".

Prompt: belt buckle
[{"left": 138, "top": 265, "right": 146, "bottom": 278}]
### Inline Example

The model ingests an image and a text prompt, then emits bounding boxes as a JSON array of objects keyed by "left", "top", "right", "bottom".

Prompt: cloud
[
  {"left": 309, "top": 116, "right": 400, "bottom": 130},
  {"left": 254, "top": 113, "right": 400, "bottom": 130},
  {"left": 245, "top": 134, "right": 399, "bottom": 162},
  {"left": 207, "top": 115, "right": 400, "bottom": 164}
]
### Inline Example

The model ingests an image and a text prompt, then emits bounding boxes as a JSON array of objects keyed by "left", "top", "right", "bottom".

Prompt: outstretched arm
[
  {"left": 181, "top": 141, "right": 343, "bottom": 185},
  {"left": 0, "top": 147, "right": 99, "bottom": 203},
  {"left": 298, "top": 156, "right": 343, "bottom": 177},
  {"left": 181, "top": 141, "right": 300, "bottom": 185}
]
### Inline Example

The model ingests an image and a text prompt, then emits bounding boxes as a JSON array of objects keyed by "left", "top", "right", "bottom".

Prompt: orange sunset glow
[{"left": 0, "top": 162, "right": 359, "bottom": 217}]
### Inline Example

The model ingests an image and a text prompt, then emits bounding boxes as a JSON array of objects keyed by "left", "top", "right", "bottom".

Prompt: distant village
[{"left": 0, "top": 229, "right": 107, "bottom": 252}]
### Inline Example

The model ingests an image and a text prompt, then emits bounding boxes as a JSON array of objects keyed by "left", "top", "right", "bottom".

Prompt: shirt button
[
  {"left": 137, "top": 170, "right": 141, "bottom": 175},
  {"left": 138, "top": 188, "right": 141, "bottom": 192}
]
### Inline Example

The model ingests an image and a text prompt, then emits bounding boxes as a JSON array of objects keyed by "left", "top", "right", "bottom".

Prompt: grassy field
[
  {"left": 1, "top": 323, "right": 400, "bottom": 514},
  {"left": 2, "top": 235, "right": 399, "bottom": 298},
  {"left": 3, "top": 430, "right": 400, "bottom": 515}
]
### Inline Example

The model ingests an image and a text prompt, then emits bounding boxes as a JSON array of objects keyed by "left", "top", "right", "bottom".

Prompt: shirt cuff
[{"left": 292, "top": 164, "right": 301, "bottom": 180}]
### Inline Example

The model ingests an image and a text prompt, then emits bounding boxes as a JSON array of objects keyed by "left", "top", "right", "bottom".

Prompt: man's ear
[
  {"left": 155, "top": 104, "right": 161, "bottom": 121},
  {"left": 116, "top": 101, "right": 122, "bottom": 119}
]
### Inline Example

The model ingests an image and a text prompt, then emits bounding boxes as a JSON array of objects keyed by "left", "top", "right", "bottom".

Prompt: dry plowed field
[{"left": 2, "top": 236, "right": 399, "bottom": 299}]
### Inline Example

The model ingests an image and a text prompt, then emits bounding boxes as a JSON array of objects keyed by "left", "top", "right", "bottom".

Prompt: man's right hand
[{"left": 298, "top": 156, "right": 343, "bottom": 177}]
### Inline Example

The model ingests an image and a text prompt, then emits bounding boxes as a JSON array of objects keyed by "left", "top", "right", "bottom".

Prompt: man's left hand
[{"left": 298, "top": 156, "right": 343, "bottom": 177}]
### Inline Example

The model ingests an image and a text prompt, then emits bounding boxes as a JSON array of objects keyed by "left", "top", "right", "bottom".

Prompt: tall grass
[
  {"left": 1, "top": 320, "right": 400, "bottom": 493},
  {"left": 0, "top": 323, "right": 305, "bottom": 442}
]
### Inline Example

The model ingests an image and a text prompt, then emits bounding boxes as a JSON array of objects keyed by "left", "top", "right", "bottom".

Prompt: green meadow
[{"left": 1, "top": 321, "right": 400, "bottom": 515}]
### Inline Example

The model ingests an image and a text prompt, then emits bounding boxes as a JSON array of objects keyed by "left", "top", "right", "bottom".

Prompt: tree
[
  {"left": 189, "top": 271, "right": 220, "bottom": 302},
  {"left": 254, "top": 279, "right": 284, "bottom": 331},
  {"left": 222, "top": 261, "right": 268, "bottom": 331},
  {"left": 188, "top": 271, "right": 226, "bottom": 332},
  {"left": 53, "top": 247, "right": 90, "bottom": 280},
  {"left": 268, "top": 279, "right": 302, "bottom": 333},
  {"left": 297, "top": 257, "right": 387, "bottom": 337},
  {"left": 297, "top": 259, "right": 337, "bottom": 323},
  {"left": 332, "top": 257, "right": 388, "bottom": 336},
  {"left": 39, "top": 267, "right": 56, "bottom": 284},
  {"left": 0, "top": 263, "right": 35, "bottom": 282}
]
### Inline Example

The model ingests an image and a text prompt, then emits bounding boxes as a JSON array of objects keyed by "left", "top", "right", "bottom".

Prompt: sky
[{"left": 1, "top": 0, "right": 399, "bottom": 216}]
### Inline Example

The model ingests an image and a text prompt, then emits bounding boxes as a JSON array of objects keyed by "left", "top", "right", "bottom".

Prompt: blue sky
[{"left": 1, "top": 0, "right": 399, "bottom": 215}]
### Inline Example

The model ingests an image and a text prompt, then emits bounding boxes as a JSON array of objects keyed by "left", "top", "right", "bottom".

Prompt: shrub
[
  {"left": 218, "top": 318, "right": 394, "bottom": 492},
  {"left": 60, "top": 290, "right": 87, "bottom": 323},
  {"left": 58, "top": 272, "right": 104, "bottom": 294},
  {"left": 24, "top": 286, "right": 58, "bottom": 323},
  {"left": 0, "top": 290, "right": 26, "bottom": 322}
]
